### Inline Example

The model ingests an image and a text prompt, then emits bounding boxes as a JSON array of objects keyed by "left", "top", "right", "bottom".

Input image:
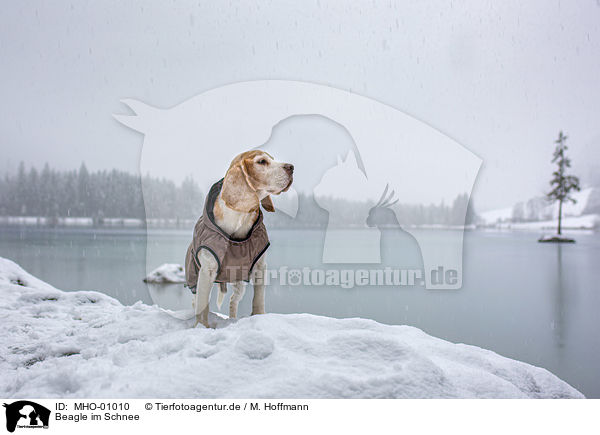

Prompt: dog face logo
[
  {"left": 3, "top": 401, "right": 50, "bottom": 432},
  {"left": 115, "top": 80, "right": 481, "bottom": 290}
]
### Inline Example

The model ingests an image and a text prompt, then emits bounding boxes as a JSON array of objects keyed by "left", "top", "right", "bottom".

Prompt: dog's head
[{"left": 222, "top": 150, "right": 294, "bottom": 212}]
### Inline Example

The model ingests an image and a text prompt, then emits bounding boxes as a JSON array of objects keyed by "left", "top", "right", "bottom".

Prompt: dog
[{"left": 185, "top": 150, "right": 294, "bottom": 328}]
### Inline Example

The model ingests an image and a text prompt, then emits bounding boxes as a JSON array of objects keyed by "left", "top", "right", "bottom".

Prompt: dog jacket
[{"left": 185, "top": 178, "right": 270, "bottom": 292}]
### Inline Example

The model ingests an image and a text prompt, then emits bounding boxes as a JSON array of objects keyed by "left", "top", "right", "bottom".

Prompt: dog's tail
[{"left": 216, "top": 282, "right": 227, "bottom": 309}]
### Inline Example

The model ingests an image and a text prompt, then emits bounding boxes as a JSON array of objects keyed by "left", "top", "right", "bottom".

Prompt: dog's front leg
[
  {"left": 251, "top": 254, "right": 267, "bottom": 315},
  {"left": 229, "top": 281, "right": 246, "bottom": 319},
  {"left": 193, "top": 249, "right": 218, "bottom": 328}
]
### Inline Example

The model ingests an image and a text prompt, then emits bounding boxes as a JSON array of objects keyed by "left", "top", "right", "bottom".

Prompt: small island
[{"left": 538, "top": 234, "right": 575, "bottom": 243}]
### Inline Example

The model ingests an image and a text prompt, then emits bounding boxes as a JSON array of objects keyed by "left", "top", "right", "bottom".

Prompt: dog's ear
[
  {"left": 239, "top": 158, "right": 258, "bottom": 191},
  {"left": 222, "top": 163, "right": 256, "bottom": 210},
  {"left": 260, "top": 195, "right": 275, "bottom": 212}
]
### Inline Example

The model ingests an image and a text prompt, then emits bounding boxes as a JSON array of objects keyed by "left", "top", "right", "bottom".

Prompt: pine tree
[{"left": 547, "top": 131, "right": 580, "bottom": 235}]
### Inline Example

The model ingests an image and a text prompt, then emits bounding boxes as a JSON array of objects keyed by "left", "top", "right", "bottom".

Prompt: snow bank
[
  {"left": 0, "top": 257, "right": 583, "bottom": 399},
  {"left": 101, "top": 218, "right": 144, "bottom": 227},
  {"left": 0, "top": 217, "right": 96, "bottom": 226},
  {"left": 143, "top": 263, "right": 186, "bottom": 283},
  {"left": 479, "top": 207, "right": 513, "bottom": 225},
  {"left": 479, "top": 187, "right": 599, "bottom": 228},
  {"left": 498, "top": 214, "right": 598, "bottom": 230}
]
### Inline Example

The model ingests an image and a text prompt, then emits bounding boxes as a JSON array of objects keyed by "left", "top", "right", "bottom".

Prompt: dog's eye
[{"left": 257, "top": 159, "right": 267, "bottom": 165}]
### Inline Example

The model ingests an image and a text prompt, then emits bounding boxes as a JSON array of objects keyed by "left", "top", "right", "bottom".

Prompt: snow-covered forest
[
  {"left": 0, "top": 162, "right": 476, "bottom": 227},
  {"left": 0, "top": 162, "right": 203, "bottom": 220}
]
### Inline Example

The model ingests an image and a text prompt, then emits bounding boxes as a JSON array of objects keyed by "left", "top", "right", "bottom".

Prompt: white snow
[
  {"left": 0, "top": 257, "right": 583, "bottom": 399},
  {"left": 101, "top": 218, "right": 144, "bottom": 227},
  {"left": 143, "top": 263, "right": 186, "bottom": 284},
  {"left": 479, "top": 187, "right": 598, "bottom": 228},
  {"left": 479, "top": 207, "right": 513, "bottom": 225},
  {"left": 0, "top": 216, "right": 49, "bottom": 226},
  {"left": 0, "top": 216, "right": 95, "bottom": 226},
  {"left": 498, "top": 214, "right": 598, "bottom": 231}
]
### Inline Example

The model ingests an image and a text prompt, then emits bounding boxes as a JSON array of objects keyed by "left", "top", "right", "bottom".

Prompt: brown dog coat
[{"left": 185, "top": 179, "right": 270, "bottom": 292}]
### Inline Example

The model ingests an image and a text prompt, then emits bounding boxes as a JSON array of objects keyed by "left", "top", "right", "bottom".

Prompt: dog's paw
[{"left": 194, "top": 314, "right": 211, "bottom": 329}]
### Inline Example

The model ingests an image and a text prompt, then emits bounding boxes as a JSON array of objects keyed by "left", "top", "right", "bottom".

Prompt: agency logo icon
[
  {"left": 3, "top": 401, "right": 50, "bottom": 432},
  {"left": 115, "top": 80, "right": 481, "bottom": 293}
]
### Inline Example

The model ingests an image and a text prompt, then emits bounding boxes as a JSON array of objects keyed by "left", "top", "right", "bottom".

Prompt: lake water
[{"left": 1, "top": 226, "right": 599, "bottom": 398}]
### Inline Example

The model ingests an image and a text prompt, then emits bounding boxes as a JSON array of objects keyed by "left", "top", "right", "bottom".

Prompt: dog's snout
[{"left": 284, "top": 163, "right": 294, "bottom": 174}]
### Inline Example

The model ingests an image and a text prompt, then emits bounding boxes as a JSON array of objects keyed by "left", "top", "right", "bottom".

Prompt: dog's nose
[{"left": 284, "top": 164, "right": 294, "bottom": 174}]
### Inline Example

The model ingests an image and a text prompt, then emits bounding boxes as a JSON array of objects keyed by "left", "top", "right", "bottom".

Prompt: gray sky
[{"left": 1, "top": 0, "right": 599, "bottom": 211}]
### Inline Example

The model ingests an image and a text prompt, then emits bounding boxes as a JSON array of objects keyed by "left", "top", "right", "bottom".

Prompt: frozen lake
[{"left": 1, "top": 226, "right": 599, "bottom": 397}]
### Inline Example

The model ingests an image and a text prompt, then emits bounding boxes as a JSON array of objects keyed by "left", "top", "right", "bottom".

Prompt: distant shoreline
[
  {"left": 1, "top": 215, "right": 596, "bottom": 232},
  {"left": 0, "top": 215, "right": 191, "bottom": 229}
]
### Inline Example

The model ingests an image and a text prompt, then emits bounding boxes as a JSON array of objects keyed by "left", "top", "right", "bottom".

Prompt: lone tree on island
[{"left": 547, "top": 131, "right": 580, "bottom": 235}]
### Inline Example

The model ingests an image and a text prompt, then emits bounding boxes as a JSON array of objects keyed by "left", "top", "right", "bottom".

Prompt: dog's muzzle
[{"left": 281, "top": 164, "right": 294, "bottom": 193}]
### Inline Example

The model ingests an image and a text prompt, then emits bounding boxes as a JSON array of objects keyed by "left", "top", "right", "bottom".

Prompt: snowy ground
[
  {"left": 479, "top": 207, "right": 514, "bottom": 225},
  {"left": 0, "top": 257, "right": 583, "bottom": 399},
  {"left": 479, "top": 187, "right": 599, "bottom": 229},
  {"left": 498, "top": 214, "right": 598, "bottom": 231},
  {"left": 480, "top": 212, "right": 598, "bottom": 230}
]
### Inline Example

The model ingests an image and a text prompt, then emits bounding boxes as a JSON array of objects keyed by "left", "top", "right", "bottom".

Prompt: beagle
[{"left": 185, "top": 150, "right": 294, "bottom": 327}]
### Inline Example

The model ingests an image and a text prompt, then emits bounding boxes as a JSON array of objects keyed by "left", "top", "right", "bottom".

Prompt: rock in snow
[
  {"left": 0, "top": 257, "right": 583, "bottom": 399},
  {"left": 143, "top": 263, "right": 186, "bottom": 283}
]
